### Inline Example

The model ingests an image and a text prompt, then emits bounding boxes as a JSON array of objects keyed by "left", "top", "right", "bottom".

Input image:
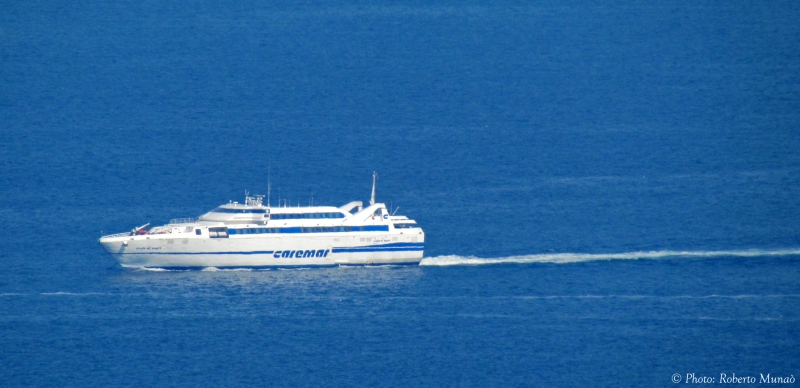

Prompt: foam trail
[
  {"left": 137, "top": 267, "right": 189, "bottom": 272},
  {"left": 419, "top": 248, "right": 800, "bottom": 266},
  {"left": 201, "top": 267, "right": 253, "bottom": 272}
]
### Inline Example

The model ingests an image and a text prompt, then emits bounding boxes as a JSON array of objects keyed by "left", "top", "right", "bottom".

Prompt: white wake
[
  {"left": 201, "top": 267, "right": 255, "bottom": 272},
  {"left": 419, "top": 248, "right": 800, "bottom": 266}
]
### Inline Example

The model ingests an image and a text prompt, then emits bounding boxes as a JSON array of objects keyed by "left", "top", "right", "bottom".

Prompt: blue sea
[{"left": 2, "top": 0, "right": 799, "bottom": 386}]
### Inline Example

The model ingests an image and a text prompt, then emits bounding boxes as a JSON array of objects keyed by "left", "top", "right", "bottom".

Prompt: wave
[
  {"left": 509, "top": 294, "right": 800, "bottom": 300},
  {"left": 419, "top": 248, "right": 800, "bottom": 266},
  {"left": 39, "top": 292, "right": 106, "bottom": 296},
  {"left": 201, "top": 267, "right": 255, "bottom": 272},
  {"left": 136, "top": 267, "right": 189, "bottom": 272}
]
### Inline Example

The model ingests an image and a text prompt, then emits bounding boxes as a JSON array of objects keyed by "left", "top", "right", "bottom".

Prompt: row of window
[
  {"left": 393, "top": 223, "right": 419, "bottom": 229},
  {"left": 228, "top": 225, "right": 390, "bottom": 235},
  {"left": 212, "top": 208, "right": 268, "bottom": 214},
  {"left": 210, "top": 209, "right": 349, "bottom": 219},
  {"left": 271, "top": 212, "right": 346, "bottom": 220}
]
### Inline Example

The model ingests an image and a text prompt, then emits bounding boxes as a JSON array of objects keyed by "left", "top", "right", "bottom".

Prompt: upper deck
[
  {"left": 101, "top": 174, "right": 422, "bottom": 241},
  {"left": 101, "top": 199, "right": 420, "bottom": 240}
]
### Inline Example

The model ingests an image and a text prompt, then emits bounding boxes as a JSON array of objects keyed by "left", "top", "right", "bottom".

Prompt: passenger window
[{"left": 195, "top": 229, "right": 201, "bottom": 235}]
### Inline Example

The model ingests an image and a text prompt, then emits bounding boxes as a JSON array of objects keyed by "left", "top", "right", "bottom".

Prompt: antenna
[{"left": 370, "top": 171, "right": 377, "bottom": 206}]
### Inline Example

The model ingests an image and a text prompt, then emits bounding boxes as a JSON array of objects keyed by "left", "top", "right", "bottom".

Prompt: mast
[{"left": 370, "top": 171, "right": 377, "bottom": 206}]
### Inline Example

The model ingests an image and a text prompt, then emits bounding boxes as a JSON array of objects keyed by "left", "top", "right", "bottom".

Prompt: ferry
[{"left": 98, "top": 174, "right": 424, "bottom": 268}]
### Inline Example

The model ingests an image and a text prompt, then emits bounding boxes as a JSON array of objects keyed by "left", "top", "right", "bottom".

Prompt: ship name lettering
[{"left": 273, "top": 250, "right": 329, "bottom": 259}]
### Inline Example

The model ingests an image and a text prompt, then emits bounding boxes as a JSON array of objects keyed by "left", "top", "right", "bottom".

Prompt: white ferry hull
[{"left": 99, "top": 233, "right": 424, "bottom": 268}]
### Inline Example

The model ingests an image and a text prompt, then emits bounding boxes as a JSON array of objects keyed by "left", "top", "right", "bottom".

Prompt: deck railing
[
  {"left": 169, "top": 217, "right": 196, "bottom": 224},
  {"left": 103, "top": 232, "right": 132, "bottom": 238}
]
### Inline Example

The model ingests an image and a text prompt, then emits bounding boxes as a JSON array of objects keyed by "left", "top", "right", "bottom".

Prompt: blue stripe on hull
[
  {"left": 332, "top": 247, "right": 424, "bottom": 253},
  {"left": 140, "top": 265, "right": 339, "bottom": 270},
  {"left": 137, "top": 261, "right": 423, "bottom": 271},
  {"left": 332, "top": 242, "right": 424, "bottom": 253},
  {"left": 125, "top": 251, "right": 276, "bottom": 255},
  {"left": 353, "top": 242, "right": 424, "bottom": 248},
  {"left": 120, "top": 243, "right": 423, "bottom": 255}
]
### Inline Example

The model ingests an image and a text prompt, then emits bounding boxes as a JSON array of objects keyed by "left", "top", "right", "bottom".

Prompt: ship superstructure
[{"left": 98, "top": 174, "right": 424, "bottom": 268}]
